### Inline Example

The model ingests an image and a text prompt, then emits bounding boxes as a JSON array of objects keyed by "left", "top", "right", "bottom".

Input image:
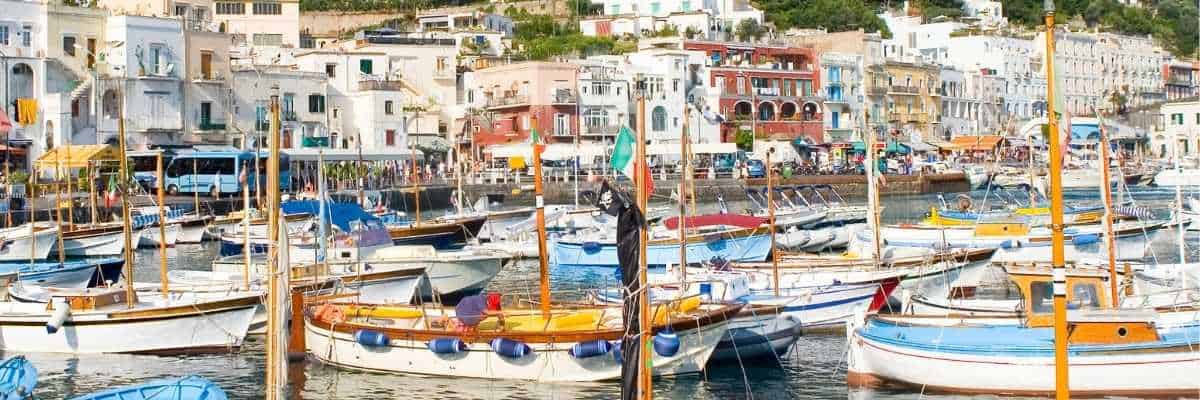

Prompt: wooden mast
[
  {"left": 864, "top": 113, "right": 882, "bottom": 265},
  {"left": 1042, "top": 3, "right": 1070, "bottom": 397},
  {"left": 117, "top": 89, "right": 136, "bottom": 308},
  {"left": 28, "top": 165, "right": 35, "bottom": 265},
  {"left": 533, "top": 114, "right": 550, "bottom": 319},
  {"left": 767, "top": 147, "right": 778, "bottom": 296},
  {"left": 635, "top": 92, "right": 652, "bottom": 400},
  {"left": 1095, "top": 111, "right": 1118, "bottom": 306},
  {"left": 88, "top": 161, "right": 97, "bottom": 226},
  {"left": 410, "top": 145, "right": 421, "bottom": 225},
  {"left": 54, "top": 144, "right": 65, "bottom": 264},
  {"left": 678, "top": 106, "right": 688, "bottom": 284},
  {"left": 265, "top": 87, "right": 286, "bottom": 400},
  {"left": 193, "top": 157, "right": 201, "bottom": 218},
  {"left": 65, "top": 138, "right": 73, "bottom": 230},
  {"left": 243, "top": 160, "right": 251, "bottom": 291},
  {"left": 157, "top": 152, "right": 168, "bottom": 297}
]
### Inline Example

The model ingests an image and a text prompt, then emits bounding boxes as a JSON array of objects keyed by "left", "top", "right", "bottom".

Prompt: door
[
  {"left": 200, "top": 52, "right": 213, "bottom": 79},
  {"left": 831, "top": 111, "right": 839, "bottom": 129},
  {"left": 200, "top": 102, "right": 212, "bottom": 128},
  {"left": 87, "top": 38, "right": 97, "bottom": 69}
]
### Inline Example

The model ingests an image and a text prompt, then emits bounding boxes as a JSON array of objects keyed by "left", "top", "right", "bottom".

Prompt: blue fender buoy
[
  {"left": 568, "top": 340, "right": 612, "bottom": 358},
  {"left": 428, "top": 337, "right": 467, "bottom": 354},
  {"left": 354, "top": 329, "right": 391, "bottom": 347},
  {"left": 1071, "top": 233, "right": 1100, "bottom": 246},
  {"left": 582, "top": 242, "right": 602, "bottom": 254},
  {"left": 611, "top": 340, "right": 623, "bottom": 363},
  {"left": 999, "top": 239, "right": 1017, "bottom": 249},
  {"left": 490, "top": 338, "right": 532, "bottom": 358},
  {"left": 653, "top": 329, "right": 680, "bottom": 357}
]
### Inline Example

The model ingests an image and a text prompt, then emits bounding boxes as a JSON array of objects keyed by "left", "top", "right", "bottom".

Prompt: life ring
[{"left": 955, "top": 195, "right": 972, "bottom": 212}]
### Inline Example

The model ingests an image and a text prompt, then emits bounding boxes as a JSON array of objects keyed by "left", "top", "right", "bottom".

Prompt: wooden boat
[
  {"left": 0, "top": 223, "right": 58, "bottom": 262},
  {"left": 54, "top": 224, "right": 125, "bottom": 257},
  {"left": 68, "top": 375, "right": 228, "bottom": 400},
  {"left": 1, "top": 258, "right": 124, "bottom": 289},
  {"left": 137, "top": 222, "right": 181, "bottom": 248},
  {"left": 550, "top": 214, "right": 772, "bottom": 268},
  {"left": 303, "top": 300, "right": 741, "bottom": 381},
  {"left": 0, "top": 356, "right": 36, "bottom": 400},
  {"left": 847, "top": 266, "right": 1200, "bottom": 396},
  {"left": 383, "top": 214, "right": 486, "bottom": 249},
  {"left": 0, "top": 287, "right": 259, "bottom": 354}
]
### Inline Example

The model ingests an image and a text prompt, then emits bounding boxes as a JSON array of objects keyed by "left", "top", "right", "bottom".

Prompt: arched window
[{"left": 651, "top": 106, "right": 667, "bottom": 131}]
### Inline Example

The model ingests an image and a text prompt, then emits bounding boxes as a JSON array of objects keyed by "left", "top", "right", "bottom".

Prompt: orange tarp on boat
[{"left": 949, "top": 135, "right": 1005, "bottom": 151}]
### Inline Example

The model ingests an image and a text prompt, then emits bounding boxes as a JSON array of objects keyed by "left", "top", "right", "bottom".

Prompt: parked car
[{"left": 746, "top": 159, "right": 766, "bottom": 178}]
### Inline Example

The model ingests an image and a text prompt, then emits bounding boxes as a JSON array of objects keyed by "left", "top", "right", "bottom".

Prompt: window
[
  {"left": 359, "top": 59, "right": 373, "bottom": 75},
  {"left": 1196, "top": 113, "right": 1200, "bottom": 124},
  {"left": 255, "top": 104, "right": 268, "bottom": 131},
  {"left": 591, "top": 81, "right": 610, "bottom": 95},
  {"left": 554, "top": 113, "right": 569, "bottom": 136},
  {"left": 672, "top": 79, "right": 679, "bottom": 92},
  {"left": 215, "top": 2, "right": 244, "bottom": 14},
  {"left": 20, "top": 26, "right": 31, "bottom": 47},
  {"left": 175, "top": 5, "right": 188, "bottom": 16},
  {"left": 436, "top": 57, "right": 447, "bottom": 73},
  {"left": 307, "top": 94, "right": 325, "bottom": 113},
  {"left": 651, "top": 106, "right": 667, "bottom": 131},
  {"left": 584, "top": 109, "right": 608, "bottom": 127},
  {"left": 799, "top": 79, "right": 813, "bottom": 96},
  {"left": 735, "top": 76, "right": 745, "bottom": 95},
  {"left": 200, "top": 102, "right": 212, "bottom": 126},
  {"left": 148, "top": 44, "right": 165, "bottom": 75},
  {"left": 200, "top": 51, "right": 213, "bottom": 79},
  {"left": 385, "top": 100, "right": 394, "bottom": 115},
  {"left": 681, "top": 0, "right": 690, "bottom": 11},
  {"left": 252, "top": 34, "right": 282, "bottom": 46},
  {"left": 1029, "top": 281, "right": 1053, "bottom": 314},
  {"left": 63, "top": 36, "right": 76, "bottom": 56},
  {"left": 0, "top": 25, "right": 8, "bottom": 46},
  {"left": 1172, "top": 113, "right": 1184, "bottom": 125},
  {"left": 252, "top": 1, "right": 281, "bottom": 14},
  {"left": 610, "top": 4, "right": 619, "bottom": 14},
  {"left": 282, "top": 94, "right": 295, "bottom": 118},
  {"left": 325, "top": 63, "right": 336, "bottom": 77},
  {"left": 521, "top": 114, "right": 530, "bottom": 130},
  {"left": 386, "top": 129, "right": 396, "bottom": 146},
  {"left": 650, "top": 2, "right": 660, "bottom": 13}
]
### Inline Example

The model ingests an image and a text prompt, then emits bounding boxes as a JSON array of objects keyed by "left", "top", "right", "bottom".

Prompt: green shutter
[{"left": 360, "top": 59, "right": 373, "bottom": 75}]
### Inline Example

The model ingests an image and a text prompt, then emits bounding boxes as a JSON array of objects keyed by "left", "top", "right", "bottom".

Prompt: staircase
[{"left": 69, "top": 78, "right": 93, "bottom": 101}]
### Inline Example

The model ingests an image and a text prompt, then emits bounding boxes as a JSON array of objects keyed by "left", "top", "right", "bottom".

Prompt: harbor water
[{"left": 14, "top": 186, "right": 1198, "bottom": 399}]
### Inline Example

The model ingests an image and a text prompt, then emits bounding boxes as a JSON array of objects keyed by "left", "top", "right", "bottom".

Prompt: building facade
[
  {"left": 875, "top": 60, "right": 940, "bottom": 140},
  {"left": 683, "top": 40, "right": 823, "bottom": 143},
  {"left": 463, "top": 62, "right": 580, "bottom": 147},
  {"left": 1153, "top": 99, "right": 1200, "bottom": 159},
  {"left": 1163, "top": 59, "right": 1198, "bottom": 101},
  {"left": 820, "top": 52, "right": 864, "bottom": 143}
]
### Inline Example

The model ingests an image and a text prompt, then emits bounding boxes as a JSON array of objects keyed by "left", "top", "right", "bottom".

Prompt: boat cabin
[
  {"left": 972, "top": 218, "right": 1032, "bottom": 237},
  {"left": 1003, "top": 264, "right": 1159, "bottom": 345}
]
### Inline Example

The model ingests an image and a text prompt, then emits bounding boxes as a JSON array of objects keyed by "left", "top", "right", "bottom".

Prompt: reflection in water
[{"left": 16, "top": 187, "right": 1195, "bottom": 399}]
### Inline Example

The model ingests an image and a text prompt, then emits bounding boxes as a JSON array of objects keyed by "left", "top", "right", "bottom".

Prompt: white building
[
  {"left": 820, "top": 52, "right": 865, "bottom": 143},
  {"left": 212, "top": 0, "right": 300, "bottom": 48},
  {"left": 582, "top": 0, "right": 761, "bottom": 40},
  {"left": 961, "top": 0, "right": 1006, "bottom": 27},
  {"left": 574, "top": 57, "right": 631, "bottom": 144},
  {"left": 1152, "top": 100, "right": 1200, "bottom": 159},
  {"left": 228, "top": 65, "right": 327, "bottom": 150},
  {"left": 417, "top": 11, "right": 513, "bottom": 37},
  {"left": 938, "top": 66, "right": 987, "bottom": 138},
  {"left": 100, "top": 15, "right": 185, "bottom": 149},
  {"left": 1034, "top": 30, "right": 1166, "bottom": 115},
  {"left": 945, "top": 34, "right": 1047, "bottom": 122},
  {"left": 963, "top": 67, "right": 1005, "bottom": 134}
]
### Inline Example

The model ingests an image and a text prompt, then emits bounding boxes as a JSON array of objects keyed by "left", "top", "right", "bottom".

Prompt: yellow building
[{"left": 877, "top": 60, "right": 941, "bottom": 140}]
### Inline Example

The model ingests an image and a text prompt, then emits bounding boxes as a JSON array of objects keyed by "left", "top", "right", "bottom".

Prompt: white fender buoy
[{"left": 46, "top": 300, "right": 71, "bottom": 334}]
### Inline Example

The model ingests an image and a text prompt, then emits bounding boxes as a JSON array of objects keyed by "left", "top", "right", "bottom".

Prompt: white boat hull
[
  {"left": 848, "top": 325, "right": 1200, "bottom": 396},
  {"left": 1154, "top": 168, "right": 1200, "bottom": 187},
  {"left": 59, "top": 230, "right": 125, "bottom": 257},
  {"left": 0, "top": 298, "right": 256, "bottom": 354},
  {"left": 304, "top": 317, "right": 728, "bottom": 381},
  {"left": 138, "top": 223, "right": 181, "bottom": 248},
  {"left": 0, "top": 224, "right": 58, "bottom": 262}
]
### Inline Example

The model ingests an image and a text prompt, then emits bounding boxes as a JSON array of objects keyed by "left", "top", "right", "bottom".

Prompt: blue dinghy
[
  {"left": 0, "top": 356, "right": 36, "bottom": 400},
  {"left": 69, "top": 376, "right": 228, "bottom": 400},
  {"left": 0, "top": 258, "right": 124, "bottom": 289}
]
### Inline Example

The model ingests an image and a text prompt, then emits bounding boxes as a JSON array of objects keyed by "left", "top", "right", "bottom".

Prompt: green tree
[
  {"left": 652, "top": 24, "right": 680, "bottom": 37},
  {"left": 734, "top": 18, "right": 766, "bottom": 42},
  {"left": 735, "top": 130, "right": 755, "bottom": 151},
  {"left": 757, "top": 0, "right": 890, "bottom": 38}
]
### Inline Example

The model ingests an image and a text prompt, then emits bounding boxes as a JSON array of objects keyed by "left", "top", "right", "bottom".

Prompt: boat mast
[
  {"left": 265, "top": 85, "right": 287, "bottom": 400},
  {"left": 158, "top": 152, "right": 168, "bottom": 297},
  {"left": 117, "top": 89, "right": 136, "bottom": 308},
  {"left": 356, "top": 133, "right": 364, "bottom": 208},
  {"left": 54, "top": 144, "right": 65, "bottom": 264},
  {"left": 193, "top": 157, "right": 200, "bottom": 218},
  {"left": 1042, "top": 3, "right": 1070, "bottom": 397},
  {"left": 29, "top": 164, "right": 35, "bottom": 265},
  {"left": 317, "top": 140, "right": 328, "bottom": 265},
  {"left": 767, "top": 147, "right": 778, "bottom": 296},
  {"left": 410, "top": 145, "right": 421, "bottom": 226},
  {"left": 864, "top": 113, "right": 881, "bottom": 265},
  {"left": 636, "top": 91, "right": 652, "bottom": 400},
  {"left": 678, "top": 106, "right": 689, "bottom": 284},
  {"left": 1094, "top": 109, "right": 1118, "bottom": 306},
  {"left": 1175, "top": 143, "right": 1186, "bottom": 266},
  {"left": 89, "top": 161, "right": 97, "bottom": 226},
  {"left": 243, "top": 159, "right": 251, "bottom": 291},
  {"left": 533, "top": 115, "right": 550, "bottom": 319},
  {"left": 65, "top": 140, "right": 73, "bottom": 230}
]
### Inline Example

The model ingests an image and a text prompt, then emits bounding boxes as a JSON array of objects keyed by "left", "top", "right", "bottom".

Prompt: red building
[{"left": 683, "top": 40, "right": 824, "bottom": 144}]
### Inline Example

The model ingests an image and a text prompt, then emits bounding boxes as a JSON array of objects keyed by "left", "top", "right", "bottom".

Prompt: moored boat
[{"left": 68, "top": 375, "right": 228, "bottom": 400}]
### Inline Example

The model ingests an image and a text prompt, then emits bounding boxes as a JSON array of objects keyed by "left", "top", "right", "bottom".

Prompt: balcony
[
  {"left": 867, "top": 86, "right": 888, "bottom": 96},
  {"left": 890, "top": 86, "right": 920, "bottom": 95},
  {"left": 583, "top": 124, "right": 620, "bottom": 136},
  {"left": 283, "top": 111, "right": 298, "bottom": 122},
  {"left": 486, "top": 95, "right": 530, "bottom": 109},
  {"left": 358, "top": 80, "right": 406, "bottom": 91},
  {"left": 551, "top": 91, "right": 577, "bottom": 104},
  {"left": 198, "top": 121, "right": 226, "bottom": 131},
  {"left": 192, "top": 71, "right": 223, "bottom": 83},
  {"left": 1166, "top": 76, "right": 1195, "bottom": 86},
  {"left": 754, "top": 87, "right": 781, "bottom": 97}
]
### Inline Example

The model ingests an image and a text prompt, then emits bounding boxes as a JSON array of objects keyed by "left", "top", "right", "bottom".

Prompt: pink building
[{"left": 465, "top": 62, "right": 580, "bottom": 148}]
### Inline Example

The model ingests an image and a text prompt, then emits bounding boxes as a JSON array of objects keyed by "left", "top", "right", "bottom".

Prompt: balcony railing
[
  {"left": 283, "top": 111, "right": 298, "bottom": 122},
  {"left": 552, "top": 91, "right": 577, "bottom": 104},
  {"left": 890, "top": 85, "right": 919, "bottom": 94},
  {"left": 867, "top": 86, "right": 888, "bottom": 95},
  {"left": 198, "top": 121, "right": 226, "bottom": 131},
  {"left": 359, "top": 80, "right": 406, "bottom": 91},
  {"left": 754, "top": 87, "right": 780, "bottom": 96},
  {"left": 486, "top": 95, "right": 529, "bottom": 109},
  {"left": 583, "top": 124, "right": 620, "bottom": 135}
]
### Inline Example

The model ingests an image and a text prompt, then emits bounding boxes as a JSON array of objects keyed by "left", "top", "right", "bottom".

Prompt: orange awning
[{"left": 950, "top": 135, "right": 1004, "bottom": 151}]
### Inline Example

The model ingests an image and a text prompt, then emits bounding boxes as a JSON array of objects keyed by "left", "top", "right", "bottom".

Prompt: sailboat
[{"left": 303, "top": 114, "right": 736, "bottom": 382}]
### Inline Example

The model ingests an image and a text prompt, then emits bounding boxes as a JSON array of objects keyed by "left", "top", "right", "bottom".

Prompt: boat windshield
[{"left": 1028, "top": 280, "right": 1102, "bottom": 314}]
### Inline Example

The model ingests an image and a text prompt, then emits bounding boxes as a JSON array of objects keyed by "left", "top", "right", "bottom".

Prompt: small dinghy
[
  {"left": 0, "top": 356, "right": 36, "bottom": 400},
  {"left": 774, "top": 228, "right": 811, "bottom": 250},
  {"left": 69, "top": 376, "right": 228, "bottom": 400}
]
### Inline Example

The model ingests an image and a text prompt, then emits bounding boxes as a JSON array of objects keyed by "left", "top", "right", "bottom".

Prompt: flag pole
[{"left": 1042, "top": 1, "right": 1070, "bottom": 397}]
